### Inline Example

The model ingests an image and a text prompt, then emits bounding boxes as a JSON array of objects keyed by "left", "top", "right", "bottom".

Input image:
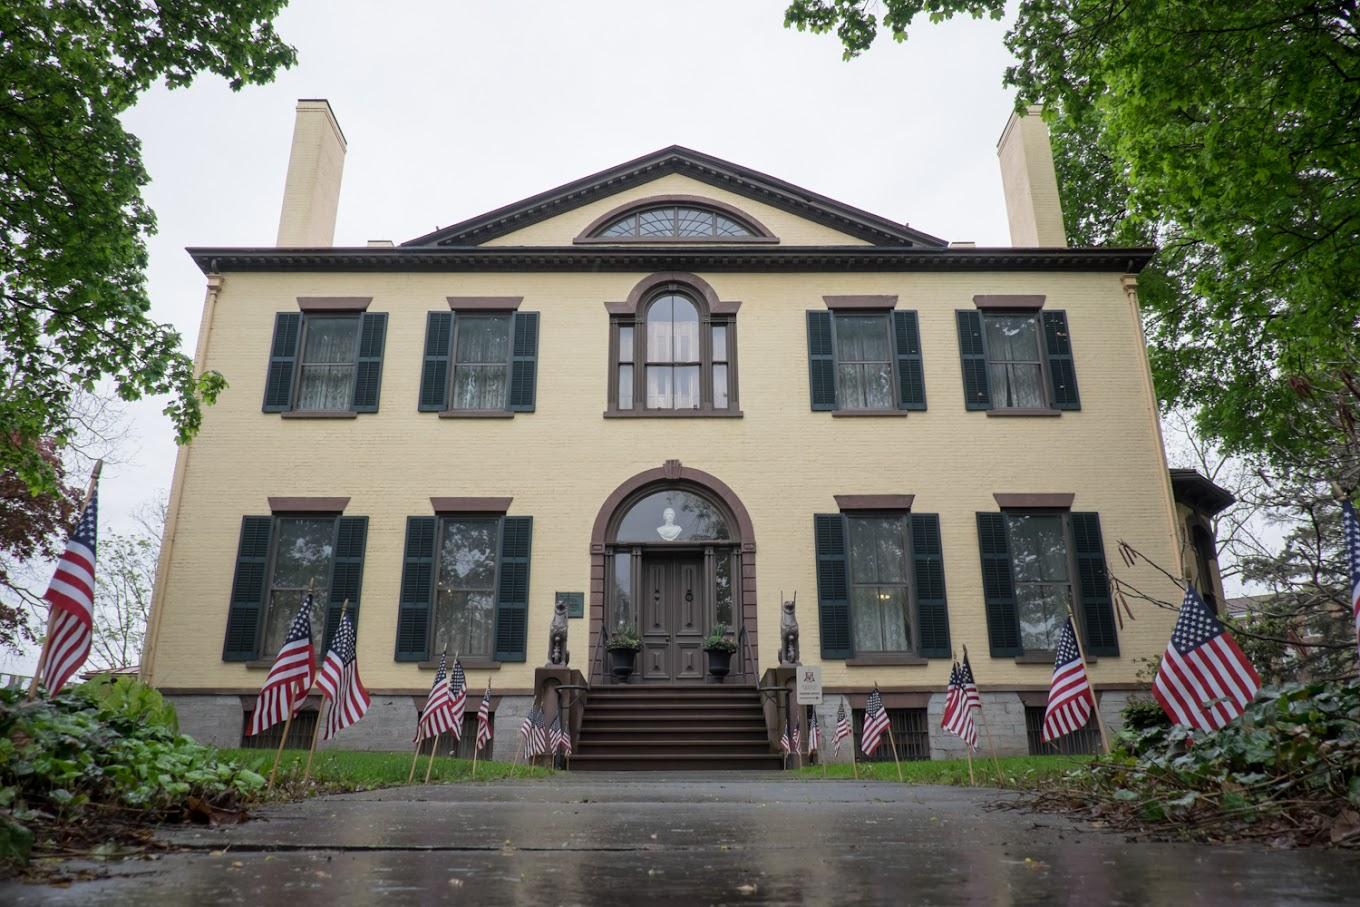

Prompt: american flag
[
  {"left": 1344, "top": 500, "right": 1360, "bottom": 662},
  {"left": 475, "top": 683, "right": 493, "bottom": 752},
  {"left": 779, "top": 720, "right": 791, "bottom": 754},
  {"left": 316, "top": 609, "right": 370, "bottom": 740},
  {"left": 792, "top": 720, "right": 802, "bottom": 754},
  {"left": 415, "top": 652, "right": 456, "bottom": 743},
  {"left": 549, "top": 712, "right": 572, "bottom": 756},
  {"left": 941, "top": 662, "right": 978, "bottom": 750},
  {"left": 247, "top": 596, "right": 316, "bottom": 736},
  {"left": 833, "top": 701, "right": 852, "bottom": 754},
  {"left": 39, "top": 488, "right": 98, "bottom": 695},
  {"left": 860, "top": 687, "right": 890, "bottom": 757},
  {"left": 1153, "top": 585, "right": 1261, "bottom": 731},
  {"left": 1042, "top": 617, "right": 1095, "bottom": 743},
  {"left": 531, "top": 704, "right": 548, "bottom": 758},
  {"left": 446, "top": 659, "right": 468, "bottom": 742},
  {"left": 518, "top": 701, "right": 537, "bottom": 756},
  {"left": 807, "top": 710, "right": 821, "bottom": 756},
  {"left": 960, "top": 652, "right": 981, "bottom": 711}
]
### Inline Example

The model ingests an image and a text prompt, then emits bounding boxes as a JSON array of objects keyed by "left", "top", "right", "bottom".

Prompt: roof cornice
[
  {"left": 401, "top": 146, "right": 948, "bottom": 249},
  {"left": 188, "top": 245, "right": 1156, "bottom": 275}
]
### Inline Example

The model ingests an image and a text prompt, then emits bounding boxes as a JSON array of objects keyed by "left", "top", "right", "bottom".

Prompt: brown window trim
[
  {"left": 268, "top": 496, "right": 350, "bottom": 513},
  {"left": 574, "top": 195, "right": 779, "bottom": 244},
  {"left": 297, "top": 296, "right": 371, "bottom": 312},
  {"left": 1015, "top": 651, "right": 1098, "bottom": 665},
  {"left": 822, "top": 295, "right": 898, "bottom": 310},
  {"left": 606, "top": 274, "right": 740, "bottom": 417},
  {"left": 429, "top": 497, "right": 512, "bottom": 514},
  {"left": 446, "top": 296, "right": 522, "bottom": 311},
  {"left": 831, "top": 410, "right": 908, "bottom": 418},
  {"left": 438, "top": 410, "right": 514, "bottom": 419},
  {"left": 835, "top": 494, "right": 915, "bottom": 511},
  {"left": 280, "top": 410, "right": 358, "bottom": 420},
  {"left": 973, "top": 294, "right": 1045, "bottom": 310},
  {"left": 417, "top": 657, "right": 501, "bottom": 670},
  {"left": 993, "top": 493, "right": 1074, "bottom": 509},
  {"left": 986, "top": 408, "right": 1061, "bottom": 418},
  {"left": 841, "top": 691, "right": 931, "bottom": 709}
]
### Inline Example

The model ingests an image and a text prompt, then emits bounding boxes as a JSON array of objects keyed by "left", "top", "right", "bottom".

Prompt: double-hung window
[
  {"left": 976, "top": 507, "right": 1118, "bottom": 658},
  {"left": 223, "top": 511, "right": 369, "bottom": 662},
  {"left": 418, "top": 307, "right": 540, "bottom": 415},
  {"left": 956, "top": 305, "right": 1080, "bottom": 412},
  {"left": 262, "top": 307, "right": 388, "bottom": 414},
  {"left": 432, "top": 518, "right": 500, "bottom": 658},
  {"left": 812, "top": 508, "right": 950, "bottom": 661},
  {"left": 805, "top": 307, "right": 925, "bottom": 412},
  {"left": 609, "top": 286, "right": 738, "bottom": 415}
]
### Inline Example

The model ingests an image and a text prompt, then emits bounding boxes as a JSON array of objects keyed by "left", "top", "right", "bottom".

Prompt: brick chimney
[
  {"left": 996, "top": 105, "right": 1067, "bottom": 247},
  {"left": 276, "top": 99, "right": 347, "bottom": 247}
]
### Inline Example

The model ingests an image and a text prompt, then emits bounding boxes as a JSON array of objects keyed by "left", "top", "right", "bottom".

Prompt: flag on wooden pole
[
  {"left": 415, "top": 653, "right": 456, "bottom": 742},
  {"left": 806, "top": 709, "right": 821, "bottom": 756},
  {"left": 316, "top": 608, "right": 370, "bottom": 740},
  {"left": 941, "top": 662, "right": 978, "bottom": 750},
  {"left": 518, "top": 701, "right": 539, "bottom": 758},
  {"left": 860, "top": 686, "right": 890, "bottom": 757},
  {"left": 1153, "top": 585, "right": 1261, "bottom": 731},
  {"left": 833, "top": 701, "right": 852, "bottom": 754},
  {"left": 1041, "top": 617, "right": 1094, "bottom": 743},
  {"left": 475, "top": 682, "right": 493, "bottom": 752},
  {"left": 248, "top": 596, "right": 317, "bottom": 737},
  {"left": 446, "top": 659, "right": 468, "bottom": 743},
  {"left": 39, "top": 485, "right": 99, "bottom": 695}
]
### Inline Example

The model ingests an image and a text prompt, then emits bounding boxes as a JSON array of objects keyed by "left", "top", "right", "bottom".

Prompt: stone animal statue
[
  {"left": 547, "top": 598, "right": 570, "bottom": 666},
  {"left": 779, "top": 594, "right": 800, "bottom": 665}
]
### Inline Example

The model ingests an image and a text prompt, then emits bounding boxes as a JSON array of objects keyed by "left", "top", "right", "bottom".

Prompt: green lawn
[
  {"left": 217, "top": 748, "right": 551, "bottom": 799},
  {"left": 794, "top": 754, "right": 1091, "bottom": 788}
]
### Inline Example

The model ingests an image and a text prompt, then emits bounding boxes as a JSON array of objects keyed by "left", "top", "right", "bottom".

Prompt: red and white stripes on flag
[
  {"left": 1042, "top": 617, "right": 1095, "bottom": 743},
  {"left": 860, "top": 687, "right": 890, "bottom": 756},
  {"left": 1342, "top": 500, "right": 1360, "bottom": 663},
  {"left": 248, "top": 597, "right": 317, "bottom": 737},
  {"left": 40, "top": 488, "right": 99, "bottom": 695},
  {"left": 1153, "top": 585, "right": 1261, "bottom": 731},
  {"left": 446, "top": 659, "right": 468, "bottom": 742},
  {"left": 475, "top": 684, "right": 493, "bottom": 752},
  {"left": 415, "top": 653, "right": 456, "bottom": 743},
  {"left": 941, "top": 661, "right": 979, "bottom": 750},
  {"left": 833, "top": 701, "right": 852, "bottom": 754},
  {"left": 316, "top": 609, "right": 370, "bottom": 740},
  {"left": 807, "top": 709, "right": 821, "bottom": 756}
]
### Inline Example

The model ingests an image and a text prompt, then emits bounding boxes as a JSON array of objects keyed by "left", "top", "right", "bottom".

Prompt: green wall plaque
[{"left": 556, "top": 591, "right": 584, "bottom": 619}]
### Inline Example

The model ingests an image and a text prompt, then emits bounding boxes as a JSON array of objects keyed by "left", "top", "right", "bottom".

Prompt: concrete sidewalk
[{"left": 5, "top": 774, "right": 1359, "bottom": 904}]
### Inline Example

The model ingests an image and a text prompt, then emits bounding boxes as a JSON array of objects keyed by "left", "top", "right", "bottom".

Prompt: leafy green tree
[
  {"left": 784, "top": 1, "right": 1360, "bottom": 462},
  {"left": 1, "top": 1, "right": 297, "bottom": 492}
]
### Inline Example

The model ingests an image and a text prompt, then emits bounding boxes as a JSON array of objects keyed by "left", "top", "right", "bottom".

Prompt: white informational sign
[{"left": 796, "top": 666, "right": 823, "bottom": 705}]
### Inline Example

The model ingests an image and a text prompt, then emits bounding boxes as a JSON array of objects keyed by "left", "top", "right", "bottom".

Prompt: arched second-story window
[
  {"left": 607, "top": 276, "right": 739, "bottom": 417},
  {"left": 577, "top": 196, "right": 777, "bottom": 244}
]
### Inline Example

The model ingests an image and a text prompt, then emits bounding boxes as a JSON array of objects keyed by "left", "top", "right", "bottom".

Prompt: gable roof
[{"left": 403, "top": 145, "right": 948, "bottom": 248}]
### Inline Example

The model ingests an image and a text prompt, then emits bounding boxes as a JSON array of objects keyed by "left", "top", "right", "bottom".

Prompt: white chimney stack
[
  {"left": 996, "top": 105, "right": 1067, "bottom": 248},
  {"left": 276, "top": 99, "right": 347, "bottom": 247}
]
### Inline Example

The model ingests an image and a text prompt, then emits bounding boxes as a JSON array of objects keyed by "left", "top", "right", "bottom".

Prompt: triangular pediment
[{"left": 403, "top": 147, "right": 945, "bottom": 249}]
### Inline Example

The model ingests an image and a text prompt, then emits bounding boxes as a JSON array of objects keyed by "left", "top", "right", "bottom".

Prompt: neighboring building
[{"left": 142, "top": 100, "right": 1190, "bottom": 763}]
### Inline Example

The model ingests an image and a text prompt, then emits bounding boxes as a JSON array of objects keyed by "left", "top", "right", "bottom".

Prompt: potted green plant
[
  {"left": 606, "top": 626, "right": 641, "bottom": 681},
  {"left": 703, "top": 624, "right": 737, "bottom": 680}
]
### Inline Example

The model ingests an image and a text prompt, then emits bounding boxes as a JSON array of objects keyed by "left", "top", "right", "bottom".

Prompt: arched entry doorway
[{"left": 589, "top": 460, "right": 757, "bottom": 683}]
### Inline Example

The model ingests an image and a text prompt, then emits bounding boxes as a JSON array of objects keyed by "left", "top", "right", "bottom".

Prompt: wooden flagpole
[
  {"left": 964, "top": 743, "right": 975, "bottom": 785},
  {"left": 304, "top": 598, "right": 348, "bottom": 784},
  {"left": 268, "top": 710, "right": 293, "bottom": 789},
  {"left": 1064, "top": 604, "right": 1111, "bottom": 754},
  {"left": 408, "top": 738, "right": 427, "bottom": 783},
  {"left": 472, "top": 679, "right": 489, "bottom": 779},
  {"left": 27, "top": 459, "right": 103, "bottom": 701},
  {"left": 877, "top": 680, "right": 904, "bottom": 783},
  {"left": 963, "top": 644, "right": 1005, "bottom": 786},
  {"left": 423, "top": 733, "right": 441, "bottom": 783}
]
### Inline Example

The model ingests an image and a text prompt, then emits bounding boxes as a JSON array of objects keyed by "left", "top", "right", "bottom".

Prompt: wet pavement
[{"left": 5, "top": 773, "right": 1360, "bottom": 904}]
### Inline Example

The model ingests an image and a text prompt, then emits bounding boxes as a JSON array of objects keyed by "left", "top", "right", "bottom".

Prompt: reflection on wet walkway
[{"left": 5, "top": 774, "right": 1359, "bottom": 905}]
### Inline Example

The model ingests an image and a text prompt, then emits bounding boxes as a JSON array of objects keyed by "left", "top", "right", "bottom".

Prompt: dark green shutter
[
  {"left": 223, "top": 516, "right": 272, "bottom": 660},
  {"left": 893, "top": 310, "right": 927, "bottom": 410},
  {"left": 806, "top": 311, "right": 837, "bottom": 411},
  {"left": 395, "top": 517, "right": 436, "bottom": 661},
  {"left": 262, "top": 313, "right": 301, "bottom": 412},
  {"left": 352, "top": 313, "right": 387, "bottom": 412},
  {"left": 813, "top": 514, "right": 852, "bottom": 659},
  {"left": 508, "top": 311, "right": 539, "bottom": 412},
  {"left": 1042, "top": 310, "right": 1080, "bottom": 410},
  {"left": 494, "top": 516, "right": 533, "bottom": 662},
  {"left": 910, "top": 514, "right": 950, "bottom": 657},
  {"left": 324, "top": 517, "right": 367, "bottom": 653},
  {"left": 1071, "top": 513, "right": 1118, "bottom": 656},
  {"left": 418, "top": 312, "right": 453, "bottom": 412},
  {"left": 956, "top": 310, "right": 991, "bottom": 411},
  {"left": 977, "top": 513, "right": 1020, "bottom": 656}
]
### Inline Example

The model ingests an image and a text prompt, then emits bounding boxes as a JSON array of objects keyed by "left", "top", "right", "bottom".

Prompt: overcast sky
[{"left": 8, "top": 1, "right": 1036, "bottom": 672}]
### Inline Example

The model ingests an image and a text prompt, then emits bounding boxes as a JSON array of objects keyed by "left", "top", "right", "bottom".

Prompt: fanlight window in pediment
[{"left": 595, "top": 204, "right": 758, "bottom": 240}]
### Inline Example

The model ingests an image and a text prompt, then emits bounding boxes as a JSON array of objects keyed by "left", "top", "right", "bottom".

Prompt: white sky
[{"left": 8, "top": 1, "right": 1033, "bottom": 672}]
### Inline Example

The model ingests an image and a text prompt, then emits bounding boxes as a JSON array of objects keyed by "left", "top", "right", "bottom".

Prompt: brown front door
[{"left": 640, "top": 554, "right": 705, "bottom": 681}]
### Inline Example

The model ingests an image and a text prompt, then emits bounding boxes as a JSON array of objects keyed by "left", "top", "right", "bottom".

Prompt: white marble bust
[{"left": 656, "top": 506, "right": 682, "bottom": 541}]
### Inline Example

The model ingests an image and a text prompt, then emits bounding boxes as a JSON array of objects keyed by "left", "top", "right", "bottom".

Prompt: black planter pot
[
  {"left": 706, "top": 649, "right": 733, "bottom": 679},
  {"left": 608, "top": 648, "right": 638, "bottom": 680}
]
